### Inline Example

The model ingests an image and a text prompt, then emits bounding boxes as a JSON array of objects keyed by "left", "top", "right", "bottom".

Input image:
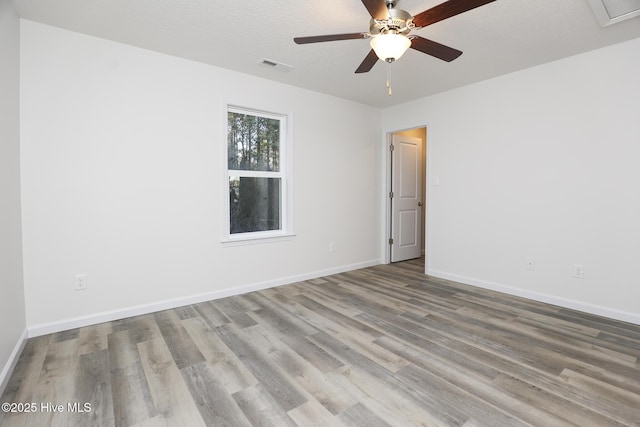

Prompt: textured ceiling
[{"left": 12, "top": 0, "right": 640, "bottom": 108}]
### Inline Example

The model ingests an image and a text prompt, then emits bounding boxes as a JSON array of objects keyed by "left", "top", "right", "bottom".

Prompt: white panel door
[{"left": 391, "top": 134, "right": 422, "bottom": 262}]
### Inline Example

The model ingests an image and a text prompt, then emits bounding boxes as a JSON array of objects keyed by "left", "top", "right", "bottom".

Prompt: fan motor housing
[{"left": 370, "top": 8, "right": 414, "bottom": 36}]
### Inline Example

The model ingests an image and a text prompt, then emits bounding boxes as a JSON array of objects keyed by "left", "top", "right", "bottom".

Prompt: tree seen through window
[{"left": 227, "top": 110, "right": 283, "bottom": 234}]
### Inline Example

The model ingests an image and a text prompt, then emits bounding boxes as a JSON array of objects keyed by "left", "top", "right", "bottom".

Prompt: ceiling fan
[{"left": 294, "top": 0, "right": 496, "bottom": 74}]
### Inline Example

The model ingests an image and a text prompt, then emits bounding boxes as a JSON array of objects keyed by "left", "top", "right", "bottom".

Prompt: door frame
[{"left": 383, "top": 125, "right": 429, "bottom": 273}]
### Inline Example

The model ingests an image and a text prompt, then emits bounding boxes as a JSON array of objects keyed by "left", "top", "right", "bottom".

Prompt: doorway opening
[{"left": 385, "top": 126, "right": 427, "bottom": 267}]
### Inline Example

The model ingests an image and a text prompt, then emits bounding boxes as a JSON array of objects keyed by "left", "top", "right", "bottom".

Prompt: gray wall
[
  {"left": 0, "top": 0, "right": 27, "bottom": 391},
  {"left": 383, "top": 37, "right": 640, "bottom": 324},
  {"left": 20, "top": 21, "right": 382, "bottom": 331}
]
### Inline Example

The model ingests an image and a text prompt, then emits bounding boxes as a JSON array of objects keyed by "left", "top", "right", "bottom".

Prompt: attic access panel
[{"left": 588, "top": 0, "right": 640, "bottom": 26}]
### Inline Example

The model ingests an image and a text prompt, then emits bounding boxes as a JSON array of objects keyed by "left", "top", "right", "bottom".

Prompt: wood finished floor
[{"left": 2, "top": 258, "right": 640, "bottom": 427}]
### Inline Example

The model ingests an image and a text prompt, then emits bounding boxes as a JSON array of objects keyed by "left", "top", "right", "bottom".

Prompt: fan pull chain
[{"left": 386, "top": 63, "right": 393, "bottom": 96}]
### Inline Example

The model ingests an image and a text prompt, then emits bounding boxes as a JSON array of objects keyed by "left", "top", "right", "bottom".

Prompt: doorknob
[{"left": 418, "top": 202, "right": 423, "bottom": 207}]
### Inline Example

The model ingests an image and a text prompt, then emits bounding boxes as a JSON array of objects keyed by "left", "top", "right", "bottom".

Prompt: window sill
[{"left": 221, "top": 233, "right": 296, "bottom": 247}]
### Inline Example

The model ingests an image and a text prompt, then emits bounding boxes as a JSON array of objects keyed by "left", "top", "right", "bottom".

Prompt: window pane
[
  {"left": 229, "top": 176, "right": 281, "bottom": 234},
  {"left": 228, "top": 112, "right": 280, "bottom": 172}
]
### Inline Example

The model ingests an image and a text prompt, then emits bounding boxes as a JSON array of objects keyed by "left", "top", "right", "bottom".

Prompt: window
[
  {"left": 587, "top": 0, "right": 640, "bottom": 26},
  {"left": 224, "top": 106, "right": 291, "bottom": 241}
]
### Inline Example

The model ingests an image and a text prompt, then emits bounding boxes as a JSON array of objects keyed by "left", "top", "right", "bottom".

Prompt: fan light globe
[{"left": 370, "top": 33, "right": 411, "bottom": 62}]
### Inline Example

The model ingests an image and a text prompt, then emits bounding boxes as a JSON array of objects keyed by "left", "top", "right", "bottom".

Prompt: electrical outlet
[
  {"left": 75, "top": 274, "right": 87, "bottom": 290},
  {"left": 526, "top": 257, "right": 535, "bottom": 270},
  {"left": 329, "top": 242, "right": 335, "bottom": 253},
  {"left": 573, "top": 264, "right": 584, "bottom": 279}
]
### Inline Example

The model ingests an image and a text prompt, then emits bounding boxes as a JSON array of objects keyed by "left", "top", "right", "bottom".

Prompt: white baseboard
[
  {"left": 428, "top": 268, "right": 640, "bottom": 326},
  {"left": 28, "top": 259, "right": 382, "bottom": 338},
  {"left": 0, "top": 328, "right": 28, "bottom": 397}
]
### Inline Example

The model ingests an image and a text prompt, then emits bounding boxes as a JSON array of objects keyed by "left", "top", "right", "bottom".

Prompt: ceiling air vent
[
  {"left": 259, "top": 58, "right": 293, "bottom": 72},
  {"left": 588, "top": 0, "right": 640, "bottom": 26}
]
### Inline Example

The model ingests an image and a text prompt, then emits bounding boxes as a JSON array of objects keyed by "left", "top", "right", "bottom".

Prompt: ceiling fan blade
[
  {"left": 294, "top": 33, "right": 369, "bottom": 44},
  {"left": 413, "top": 0, "right": 496, "bottom": 28},
  {"left": 355, "top": 49, "right": 379, "bottom": 73},
  {"left": 361, "top": 0, "right": 389, "bottom": 20},
  {"left": 410, "top": 36, "right": 462, "bottom": 62}
]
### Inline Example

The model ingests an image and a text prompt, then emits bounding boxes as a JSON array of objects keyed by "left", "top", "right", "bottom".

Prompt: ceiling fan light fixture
[{"left": 370, "top": 32, "right": 411, "bottom": 62}]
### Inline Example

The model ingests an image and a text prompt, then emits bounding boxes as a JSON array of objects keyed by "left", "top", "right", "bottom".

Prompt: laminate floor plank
[
  {"left": 213, "top": 324, "right": 308, "bottom": 412},
  {"left": 108, "top": 330, "right": 156, "bottom": 427},
  {"left": 454, "top": 304, "right": 639, "bottom": 369},
  {"left": 192, "top": 301, "right": 230, "bottom": 329},
  {"left": 383, "top": 324, "right": 636, "bottom": 426},
  {"left": 127, "top": 314, "right": 163, "bottom": 344},
  {"left": 0, "top": 336, "right": 51, "bottom": 427},
  {"left": 182, "top": 317, "right": 258, "bottom": 394},
  {"left": 240, "top": 325, "right": 358, "bottom": 416},
  {"left": 286, "top": 399, "right": 346, "bottom": 427},
  {"left": 373, "top": 336, "right": 569, "bottom": 427},
  {"left": 77, "top": 322, "right": 112, "bottom": 356},
  {"left": 180, "top": 317, "right": 229, "bottom": 362},
  {"left": 237, "top": 302, "right": 345, "bottom": 374},
  {"left": 309, "top": 331, "right": 458, "bottom": 425},
  {"left": 153, "top": 311, "right": 205, "bottom": 370},
  {"left": 423, "top": 310, "right": 640, "bottom": 382},
  {"left": 403, "top": 312, "right": 577, "bottom": 377},
  {"left": 511, "top": 314, "right": 640, "bottom": 360},
  {"left": 71, "top": 349, "right": 114, "bottom": 427},
  {"left": 24, "top": 338, "right": 79, "bottom": 427},
  {"left": 568, "top": 361, "right": 640, "bottom": 397},
  {"left": 362, "top": 314, "right": 502, "bottom": 382},
  {"left": 137, "top": 338, "right": 206, "bottom": 427},
  {"left": 233, "top": 384, "right": 296, "bottom": 427},
  {"left": 324, "top": 369, "right": 416, "bottom": 427},
  {"left": 337, "top": 402, "right": 392, "bottom": 427},
  {"left": 257, "top": 300, "right": 408, "bottom": 373},
  {"left": 338, "top": 364, "right": 447, "bottom": 427},
  {"left": 559, "top": 368, "right": 640, "bottom": 421},
  {"left": 3, "top": 258, "right": 640, "bottom": 426},
  {"left": 248, "top": 303, "right": 319, "bottom": 339},
  {"left": 452, "top": 293, "right": 602, "bottom": 338},
  {"left": 211, "top": 297, "right": 258, "bottom": 329},
  {"left": 180, "top": 361, "right": 251, "bottom": 427},
  {"left": 293, "top": 294, "right": 382, "bottom": 338},
  {"left": 555, "top": 309, "right": 640, "bottom": 341},
  {"left": 597, "top": 330, "right": 640, "bottom": 352},
  {"left": 395, "top": 364, "right": 527, "bottom": 427},
  {"left": 51, "top": 328, "right": 80, "bottom": 343},
  {"left": 232, "top": 383, "right": 298, "bottom": 427},
  {"left": 173, "top": 305, "right": 199, "bottom": 321},
  {"left": 312, "top": 278, "right": 405, "bottom": 317},
  {"left": 346, "top": 276, "right": 462, "bottom": 314},
  {"left": 399, "top": 311, "right": 640, "bottom": 424},
  {"left": 1, "top": 334, "right": 51, "bottom": 404},
  {"left": 289, "top": 285, "right": 365, "bottom": 318},
  {"left": 492, "top": 373, "right": 627, "bottom": 427}
]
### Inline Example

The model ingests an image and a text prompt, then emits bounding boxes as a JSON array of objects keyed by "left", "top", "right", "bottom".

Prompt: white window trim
[
  {"left": 587, "top": 0, "right": 640, "bottom": 27},
  {"left": 221, "top": 105, "right": 294, "bottom": 244}
]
